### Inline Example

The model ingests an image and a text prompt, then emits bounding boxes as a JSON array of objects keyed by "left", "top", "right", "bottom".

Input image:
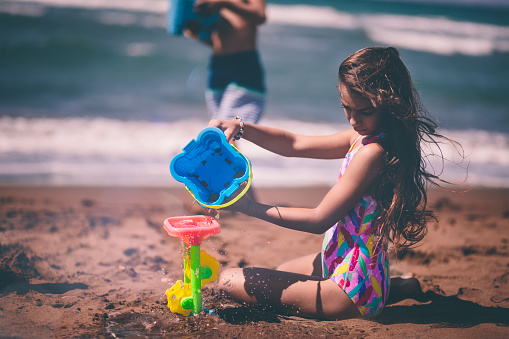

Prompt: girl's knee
[
  {"left": 217, "top": 268, "right": 243, "bottom": 296},
  {"left": 217, "top": 268, "right": 260, "bottom": 304},
  {"left": 217, "top": 270, "right": 230, "bottom": 293}
]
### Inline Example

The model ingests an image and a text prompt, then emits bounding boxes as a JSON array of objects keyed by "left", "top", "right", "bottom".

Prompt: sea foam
[{"left": 0, "top": 116, "right": 507, "bottom": 188}]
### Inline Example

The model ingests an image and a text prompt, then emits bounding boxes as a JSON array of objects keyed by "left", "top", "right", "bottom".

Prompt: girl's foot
[{"left": 388, "top": 275, "right": 423, "bottom": 304}]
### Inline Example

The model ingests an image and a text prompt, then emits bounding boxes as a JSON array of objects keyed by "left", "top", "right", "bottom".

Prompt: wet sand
[{"left": 1, "top": 185, "right": 508, "bottom": 338}]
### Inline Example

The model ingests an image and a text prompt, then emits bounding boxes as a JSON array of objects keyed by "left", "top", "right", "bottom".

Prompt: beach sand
[{"left": 1, "top": 185, "right": 508, "bottom": 338}]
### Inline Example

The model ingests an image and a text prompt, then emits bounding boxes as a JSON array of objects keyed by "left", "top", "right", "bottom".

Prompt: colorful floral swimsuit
[{"left": 321, "top": 134, "right": 390, "bottom": 318}]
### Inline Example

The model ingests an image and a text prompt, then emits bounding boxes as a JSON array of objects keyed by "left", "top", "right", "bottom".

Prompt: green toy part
[
  {"left": 184, "top": 249, "right": 220, "bottom": 287},
  {"left": 166, "top": 247, "right": 220, "bottom": 315}
]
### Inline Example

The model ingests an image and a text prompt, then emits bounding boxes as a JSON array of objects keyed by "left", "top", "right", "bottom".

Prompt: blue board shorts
[{"left": 206, "top": 50, "right": 266, "bottom": 124}]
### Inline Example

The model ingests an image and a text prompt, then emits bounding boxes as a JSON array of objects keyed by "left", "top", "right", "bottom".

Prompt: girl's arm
[
  {"left": 229, "top": 142, "right": 385, "bottom": 234},
  {"left": 209, "top": 119, "right": 357, "bottom": 159}
]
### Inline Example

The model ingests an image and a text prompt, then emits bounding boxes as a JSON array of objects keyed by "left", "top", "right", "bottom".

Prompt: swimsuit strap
[
  {"left": 347, "top": 136, "right": 363, "bottom": 153},
  {"left": 362, "top": 133, "right": 388, "bottom": 146},
  {"left": 347, "top": 133, "right": 387, "bottom": 154}
]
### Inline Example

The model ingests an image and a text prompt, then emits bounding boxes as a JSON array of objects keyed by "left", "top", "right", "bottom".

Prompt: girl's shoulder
[
  {"left": 347, "top": 131, "right": 386, "bottom": 153},
  {"left": 351, "top": 140, "right": 385, "bottom": 168},
  {"left": 359, "top": 141, "right": 385, "bottom": 156}
]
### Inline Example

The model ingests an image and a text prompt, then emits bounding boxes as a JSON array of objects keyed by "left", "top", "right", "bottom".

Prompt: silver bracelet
[{"left": 233, "top": 116, "right": 244, "bottom": 140}]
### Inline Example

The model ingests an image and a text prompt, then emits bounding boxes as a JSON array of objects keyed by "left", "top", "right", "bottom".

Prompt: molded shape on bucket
[
  {"left": 163, "top": 215, "right": 220, "bottom": 246},
  {"left": 167, "top": 0, "right": 218, "bottom": 41},
  {"left": 170, "top": 127, "right": 252, "bottom": 208}
]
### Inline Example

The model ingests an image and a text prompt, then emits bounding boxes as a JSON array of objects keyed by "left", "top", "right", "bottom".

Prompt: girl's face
[{"left": 339, "top": 83, "right": 382, "bottom": 136}]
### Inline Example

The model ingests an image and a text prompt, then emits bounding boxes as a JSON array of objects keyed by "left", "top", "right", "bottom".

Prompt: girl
[{"left": 208, "top": 46, "right": 449, "bottom": 320}]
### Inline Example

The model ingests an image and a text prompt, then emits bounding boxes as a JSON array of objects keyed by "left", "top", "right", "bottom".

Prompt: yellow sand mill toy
[{"left": 163, "top": 215, "right": 220, "bottom": 316}]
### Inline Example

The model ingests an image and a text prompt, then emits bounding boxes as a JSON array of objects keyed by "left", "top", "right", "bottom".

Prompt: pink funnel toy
[
  {"left": 163, "top": 215, "right": 220, "bottom": 246},
  {"left": 163, "top": 215, "right": 221, "bottom": 315}
]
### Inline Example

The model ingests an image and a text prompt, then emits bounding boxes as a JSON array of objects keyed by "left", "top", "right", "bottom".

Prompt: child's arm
[
  {"left": 209, "top": 119, "right": 357, "bottom": 160},
  {"left": 229, "top": 142, "right": 385, "bottom": 234}
]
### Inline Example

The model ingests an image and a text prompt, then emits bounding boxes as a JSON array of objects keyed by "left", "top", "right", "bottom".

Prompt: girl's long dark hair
[{"left": 338, "top": 46, "right": 459, "bottom": 251}]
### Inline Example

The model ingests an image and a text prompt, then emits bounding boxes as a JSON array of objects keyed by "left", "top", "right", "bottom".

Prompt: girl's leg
[
  {"left": 217, "top": 267, "right": 361, "bottom": 320},
  {"left": 276, "top": 252, "right": 322, "bottom": 277}
]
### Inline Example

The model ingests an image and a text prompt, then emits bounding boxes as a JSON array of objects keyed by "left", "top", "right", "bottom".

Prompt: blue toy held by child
[
  {"left": 167, "top": 0, "right": 219, "bottom": 42},
  {"left": 170, "top": 127, "right": 252, "bottom": 209}
]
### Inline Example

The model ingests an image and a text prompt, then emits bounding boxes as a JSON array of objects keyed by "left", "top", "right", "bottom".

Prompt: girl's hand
[
  {"left": 208, "top": 119, "right": 240, "bottom": 143},
  {"left": 220, "top": 179, "right": 252, "bottom": 212},
  {"left": 203, "top": 192, "right": 251, "bottom": 218},
  {"left": 223, "top": 190, "right": 252, "bottom": 213}
]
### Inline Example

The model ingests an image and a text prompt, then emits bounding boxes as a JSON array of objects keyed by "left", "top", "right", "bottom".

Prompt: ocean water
[{"left": 0, "top": 0, "right": 508, "bottom": 188}]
